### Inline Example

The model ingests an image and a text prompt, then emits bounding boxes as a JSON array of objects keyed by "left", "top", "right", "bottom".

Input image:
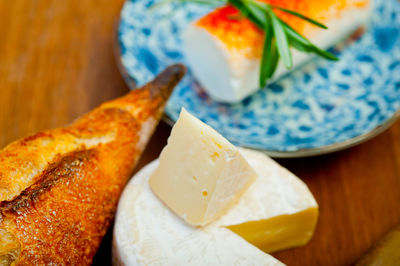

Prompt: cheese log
[
  {"left": 0, "top": 64, "right": 186, "bottom": 266},
  {"left": 149, "top": 108, "right": 257, "bottom": 226},
  {"left": 183, "top": 0, "right": 371, "bottom": 103},
  {"left": 113, "top": 148, "right": 318, "bottom": 265}
]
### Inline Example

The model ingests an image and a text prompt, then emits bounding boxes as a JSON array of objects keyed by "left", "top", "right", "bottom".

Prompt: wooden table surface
[{"left": 1, "top": 1, "right": 399, "bottom": 265}]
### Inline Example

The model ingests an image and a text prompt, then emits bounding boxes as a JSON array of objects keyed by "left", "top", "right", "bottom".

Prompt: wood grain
[
  {"left": 0, "top": 0, "right": 128, "bottom": 148},
  {"left": 0, "top": 1, "right": 400, "bottom": 265}
]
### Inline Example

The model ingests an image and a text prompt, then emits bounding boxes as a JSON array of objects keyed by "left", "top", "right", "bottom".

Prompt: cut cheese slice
[
  {"left": 113, "top": 148, "right": 318, "bottom": 265},
  {"left": 149, "top": 108, "right": 257, "bottom": 226},
  {"left": 214, "top": 149, "right": 318, "bottom": 253},
  {"left": 182, "top": 0, "right": 371, "bottom": 103}
]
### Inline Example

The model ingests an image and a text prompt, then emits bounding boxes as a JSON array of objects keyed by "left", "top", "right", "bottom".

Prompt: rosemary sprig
[
  {"left": 271, "top": 5, "right": 328, "bottom": 29},
  {"left": 159, "top": 0, "right": 339, "bottom": 87},
  {"left": 259, "top": 17, "right": 278, "bottom": 84},
  {"left": 225, "top": 0, "right": 338, "bottom": 87}
]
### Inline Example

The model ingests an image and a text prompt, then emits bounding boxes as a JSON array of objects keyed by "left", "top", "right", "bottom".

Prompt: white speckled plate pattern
[{"left": 117, "top": 0, "right": 400, "bottom": 157}]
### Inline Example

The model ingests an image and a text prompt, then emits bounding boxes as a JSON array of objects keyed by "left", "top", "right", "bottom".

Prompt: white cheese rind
[
  {"left": 113, "top": 148, "right": 317, "bottom": 265},
  {"left": 113, "top": 160, "right": 282, "bottom": 266},
  {"left": 182, "top": 5, "right": 372, "bottom": 103}
]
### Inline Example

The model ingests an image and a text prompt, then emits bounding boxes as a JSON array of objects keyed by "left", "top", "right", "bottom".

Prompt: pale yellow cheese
[
  {"left": 149, "top": 108, "right": 257, "bottom": 226},
  {"left": 227, "top": 207, "right": 318, "bottom": 253}
]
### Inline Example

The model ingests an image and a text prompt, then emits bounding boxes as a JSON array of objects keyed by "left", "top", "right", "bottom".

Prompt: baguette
[{"left": 0, "top": 64, "right": 186, "bottom": 265}]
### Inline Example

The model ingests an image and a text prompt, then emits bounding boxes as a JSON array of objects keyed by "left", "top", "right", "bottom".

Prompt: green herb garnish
[{"left": 155, "top": 0, "right": 339, "bottom": 87}]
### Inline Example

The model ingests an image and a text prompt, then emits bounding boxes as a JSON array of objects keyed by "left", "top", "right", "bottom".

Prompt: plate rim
[{"left": 160, "top": 107, "right": 400, "bottom": 158}]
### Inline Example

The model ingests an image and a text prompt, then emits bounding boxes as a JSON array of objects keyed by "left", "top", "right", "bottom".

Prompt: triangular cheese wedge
[
  {"left": 150, "top": 108, "right": 257, "bottom": 226},
  {"left": 113, "top": 148, "right": 318, "bottom": 265}
]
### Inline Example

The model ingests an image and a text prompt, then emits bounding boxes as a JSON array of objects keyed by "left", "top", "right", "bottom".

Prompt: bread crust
[{"left": 0, "top": 64, "right": 185, "bottom": 265}]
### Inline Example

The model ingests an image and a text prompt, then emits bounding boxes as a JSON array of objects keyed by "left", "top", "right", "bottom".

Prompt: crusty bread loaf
[{"left": 0, "top": 64, "right": 186, "bottom": 265}]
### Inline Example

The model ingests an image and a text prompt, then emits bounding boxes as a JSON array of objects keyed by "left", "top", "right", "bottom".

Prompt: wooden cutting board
[{"left": 1, "top": 1, "right": 400, "bottom": 265}]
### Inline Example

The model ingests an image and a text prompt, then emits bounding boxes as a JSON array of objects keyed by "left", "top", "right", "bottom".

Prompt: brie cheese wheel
[
  {"left": 113, "top": 148, "right": 318, "bottom": 265},
  {"left": 182, "top": 0, "right": 372, "bottom": 103},
  {"left": 150, "top": 108, "right": 257, "bottom": 226}
]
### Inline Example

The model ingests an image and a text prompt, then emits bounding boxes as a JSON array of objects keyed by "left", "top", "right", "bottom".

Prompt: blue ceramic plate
[{"left": 117, "top": 0, "right": 400, "bottom": 157}]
